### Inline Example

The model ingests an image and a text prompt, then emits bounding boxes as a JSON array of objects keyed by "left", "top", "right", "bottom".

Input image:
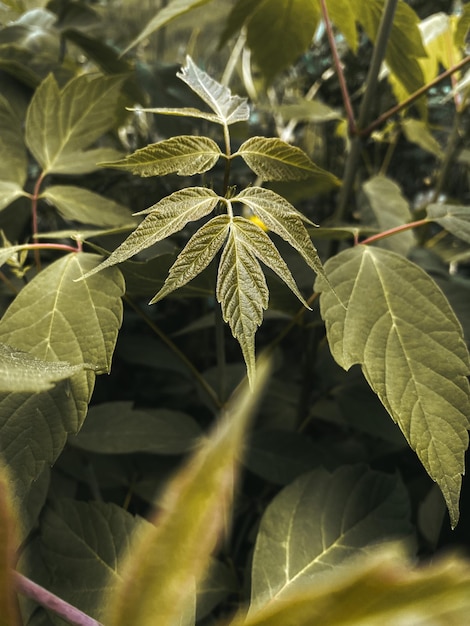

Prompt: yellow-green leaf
[
  {"left": 0, "top": 182, "right": 26, "bottom": 212},
  {"left": 104, "top": 358, "right": 270, "bottom": 626},
  {"left": 0, "top": 93, "right": 27, "bottom": 189},
  {"left": 150, "top": 214, "right": 229, "bottom": 304},
  {"left": 236, "top": 137, "right": 339, "bottom": 183},
  {"left": 326, "top": 0, "right": 358, "bottom": 52},
  {"left": 102, "top": 135, "right": 222, "bottom": 177},
  {"left": 0, "top": 463, "right": 21, "bottom": 626},
  {"left": 315, "top": 246, "right": 470, "bottom": 527},
  {"left": 426, "top": 204, "right": 470, "bottom": 245}
]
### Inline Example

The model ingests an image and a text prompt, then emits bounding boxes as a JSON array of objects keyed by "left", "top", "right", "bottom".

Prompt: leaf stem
[
  {"left": 359, "top": 218, "right": 428, "bottom": 246},
  {"left": 14, "top": 572, "right": 103, "bottom": 626},
  {"left": 320, "top": 0, "right": 356, "bottom": 134},
  {"left": 31, "top": 172, "right": 46, "bottom": 270}
]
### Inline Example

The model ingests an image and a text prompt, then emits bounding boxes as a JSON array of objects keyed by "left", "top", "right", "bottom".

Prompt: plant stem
[
  {"left": 359, "top": 218, "right": 428, "bottom": 246},
  {"left": 31, "top": 173, "right": 46, "bottom": 270},
  {"left": 333, "top": 0, "right": 399, "bottom": 224},
  {"left": 124, "top": 295, "right": 222, "bottom": 412},
  {"left": 320, "top": 0, "right": 356, "bottom": 134},
  {"left": 14, "top": 572, "right": 103, "bottom": 626}
]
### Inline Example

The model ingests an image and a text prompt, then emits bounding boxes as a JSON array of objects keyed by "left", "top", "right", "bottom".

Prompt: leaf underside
[{"left": 315, "top": 246, "right": 470, "bottom": 527}]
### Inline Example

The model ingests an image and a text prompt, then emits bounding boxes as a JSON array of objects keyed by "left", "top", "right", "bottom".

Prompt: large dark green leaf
[
  {"left": 250, "top": 465, "right": 412, "bottom": 609},
  {"left": 315, "top": 246, "right": 470, "bottom": 527}
]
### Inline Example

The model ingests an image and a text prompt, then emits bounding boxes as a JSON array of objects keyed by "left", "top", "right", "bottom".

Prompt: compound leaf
[
  {"left": 250, "top": 465, "right": 412, "bottom": 609},
  {"left": 25, "top": 73, "right": 123, "bottom": 175},
  {"left": 81, "top": 187, "right": 221, "bottom": 281},
  {"left": 150, "top": 214, "right": 229, "bottom": 304},
  {"left": 315, "top": 246, "right": 470, "bottom": 527},
  {"left": 426, "top": 204, "right": 470, "bottom": 244},
  {"left": 104, "top": 359, "right": 270, "bottom": 626},
  {"left": 102, "top": 136, "right": 221, "bottom": 177},
  {"left": 236, "top": 137, "right": 339, "bottom": 183},
  {"left": 41, "top": 185, "right": 136, "bottom": 227},
  {"left": 177, "top": 56, "right": 250, "bottom": 125}
]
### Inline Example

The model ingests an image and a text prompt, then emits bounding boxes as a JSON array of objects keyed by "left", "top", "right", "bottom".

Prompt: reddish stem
[
  {"left": 320, "top": 0, "right": 356, "bottom": 135},
  {"left": 359, "top": 218, "right": 428, "bottom": 246},
  {"left": 14, "top": 572, "right": 103, "bottom": 626}
]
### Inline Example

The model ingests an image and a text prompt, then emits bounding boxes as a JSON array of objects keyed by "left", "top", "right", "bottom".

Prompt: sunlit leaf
[
  {"left": 232, "top": 547, "right": 470, "bottom": 626},
  {"left": 122, "top": 0, "right": 214, "bottom": 54},
  {"left": 455, "top": 4, "right": 470, "bottom": 49},
  {"left": 104, "top": 358, "right": 270, "bottom": 626},
  {"left": 250, "top": 465, "right": 412, "bottom": 609},
  {"left": 177, "top": 56, "right": 250, "bottom": 125},
  {"left": 101, "top": 136, "right": 222, "bottom": 177},
  {"left": 0, "top": 343, "right": 90, "bottom": 393},
  {"left": 25, "top": 73, "right": 123, "bottom": 174},
  {"left": 236, "top": 137, "right": 340, "bottom": 183},
  {"left": 40, "top": 185, "right": 136, "bottom": 227},
  {"left": 0, "top": 464, "right": 21, "bottom": 626},
  {"left": 426, "top": 204, "right": 470, "bottom": 245},
  {"left": 80, "top": 188, "right": 221, "bottom": 281},
  {"left": 150, "top": 214, "right": 229, "bottom": 304},
  {"left": 419, "top": 12, "right": 461, "bottom": 85},
  {"left": 132, "top": 106, "right": 222, "bottom": 124},
  {"left": 69, "top": 401, "right": 201, "bottom": 454},
  {"left": 315, "top": 246, "right": 470, "bottom": 527},
  {"left": 0, "top": 253, "right": 124, "bottom": 502},
  {"left": 327, "top": 0, "right": 358, "bottom": 52},
  {"left": 360, "top": 175, "right": 415, "bottom": 256}
]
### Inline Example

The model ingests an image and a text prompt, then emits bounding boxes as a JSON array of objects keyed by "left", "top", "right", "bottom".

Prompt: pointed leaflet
[
  {"left": 0, "top": 253, "right": 124, "bottom": 501},
  {"left": 216, "top": 218, "right": 272, "bottom": 385},
  {"left": 102, "top": 136, "right": 222, "bottom": 177},
  {"left": 81, "top": 188, "right": 220, "bottom": 281},
  {"left": 250, "top": 465, "right": 412, "bottom": 610},
  {"left": 426, "top": 204, "right": 470, "bottom": 245},
  {"left": 0, "top": 464, "right": 21, "bottom": 626},
  {"left": 150, "top": 215, "right": 229, "bottom": 304},
  {"left": 235, "top": 137, "right": 339, "bottom": 183},
  {"left": 104, "top": 359, "right": 270, "bottom": 626},
  {"left": 232, "top": 548, "right": 470, "bottom": 626},
  {"left": 234, "top": 187, "right": 326, "bottom": 279},
  {"left": 122, "top": 0, "right": 214, "bottom": 54},
  {"left": 40, "top": 186, "right": 136, "bottom": 228},
  {"left": 25, "top": 73, "right": 123, "bottom": 175},
  {"left": 315, "top": 246, "right": 470, "bottom": 527},
  {"left": 177, "top": 56, "right": 250, "bottom": 125},
  {"left": 0, "top": 343, "right": 89, "bottom": 393}
]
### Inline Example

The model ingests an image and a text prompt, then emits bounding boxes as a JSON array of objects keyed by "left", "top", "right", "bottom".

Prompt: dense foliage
[{"left": 0, "top": 1, "right": 470, "bottom": 625}]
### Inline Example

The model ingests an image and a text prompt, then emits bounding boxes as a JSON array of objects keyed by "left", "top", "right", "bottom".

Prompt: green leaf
[
  {"left": 0, "top": 253, "right": 124, "bottom": 501},
  {"left": 104, "top": 358, "right": 270, "bottom": 626},
  {"left": 0, "top": 181, "right": 26, "bottom": 212},
  {"left": 402, "top": 118, "right": 444, "bottom": 159},
  {"left": 315, "top": 246, "right": 470, "bottom": 527},
  {"left": 235, "top": 137, "right": 340, "bottom": 183},
  {"left": 0, "top": 93, "right": 27, "bottom": 188},
  {"left": 132, "top": 106, "right": 223, "bottom": 124},
  {"left": 234, "top": 187, "right": 326, "bottom": 278},
  {"left": 221, "top": 0, "right": 320, "bottom": 83},
  {"left": 250, "top": 465, "right": 412, "bottom": 610},
  {"left": 326, "top": 0, "right": 358, "bottom": 52},
  {"left": 102, "top": 136, "right": 222, "bottom": 177},
  {"left": 38, "top": 499, "right": 145, "bottom": 622},
  {"left": 0, "top": 342, "right": 90, "bottom": 393},
  {"left": 80, "top": 188, "right": 221, "bottom": 281},
  {"left": 426, "top": 204, "right": 470, "bottom": 245},
  {"left": 232, "top": 547, "right": 470, "bottom": 626},
  {"left": 0, "top": 464, "right": 21, "bottom": 626},
  {"left": 177, "top": 56, "right": 250, "bottom": 125},
  {"left": 40, "top": 185, "right": 136, "bottom": 228},
  {"left": 25, "top": 73, "right": 124, "bottom": 174},
  {"left": 150, "top": 214, "right": 230, "bottom": 304},
  {"left": 360, "top": 175, "right": 415, "bottom": 256},
  {"left": 122, "top": 0, "right": 214, "bottom": 54},
  {"left": 52, "top": 148, "right": 125, "bottom": 175},
  {"left": 69, "top": 401, "right": 202, "bottom": 454}
]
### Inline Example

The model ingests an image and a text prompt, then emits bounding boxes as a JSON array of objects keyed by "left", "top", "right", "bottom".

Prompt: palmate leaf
[
  {"left": 25, "top": 73, "right": 124, "bottom": 175},
  {"left": 235, "top": 137, "right": 340, "bottom": 183},
  {"left": 81, "top": 187, "right": 221, "bottom": 281},
  {"left": 250, "top": 465, "right": 412, "bottom": 610},
  {"left": 315, "top": 246, "right": 470, "bottom": 527},
  {"left": 177, "top": 56, "right": 250, "bottom": 125},
  {"left": 104, "top": 359, "right": 270, "bottom": 626},
  {"left": 0, "top": 253, "right": 124, "bottom": 502},
  {"left": 102, "top": 136, "right": 222, "bottom": 177},
  {"left": 426, "top": 204, "right": 470, "bottom": 244}
]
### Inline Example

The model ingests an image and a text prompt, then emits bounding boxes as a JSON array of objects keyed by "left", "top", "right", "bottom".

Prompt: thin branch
[
  {"left": 14, "top": 572, "right": 103, "bottom": 626},
  {"left": 320, "top": 0, "right": 356, "bottom": 134},
  {"left": 359, "top": 218, "right": 428, "bottom": 246}
]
